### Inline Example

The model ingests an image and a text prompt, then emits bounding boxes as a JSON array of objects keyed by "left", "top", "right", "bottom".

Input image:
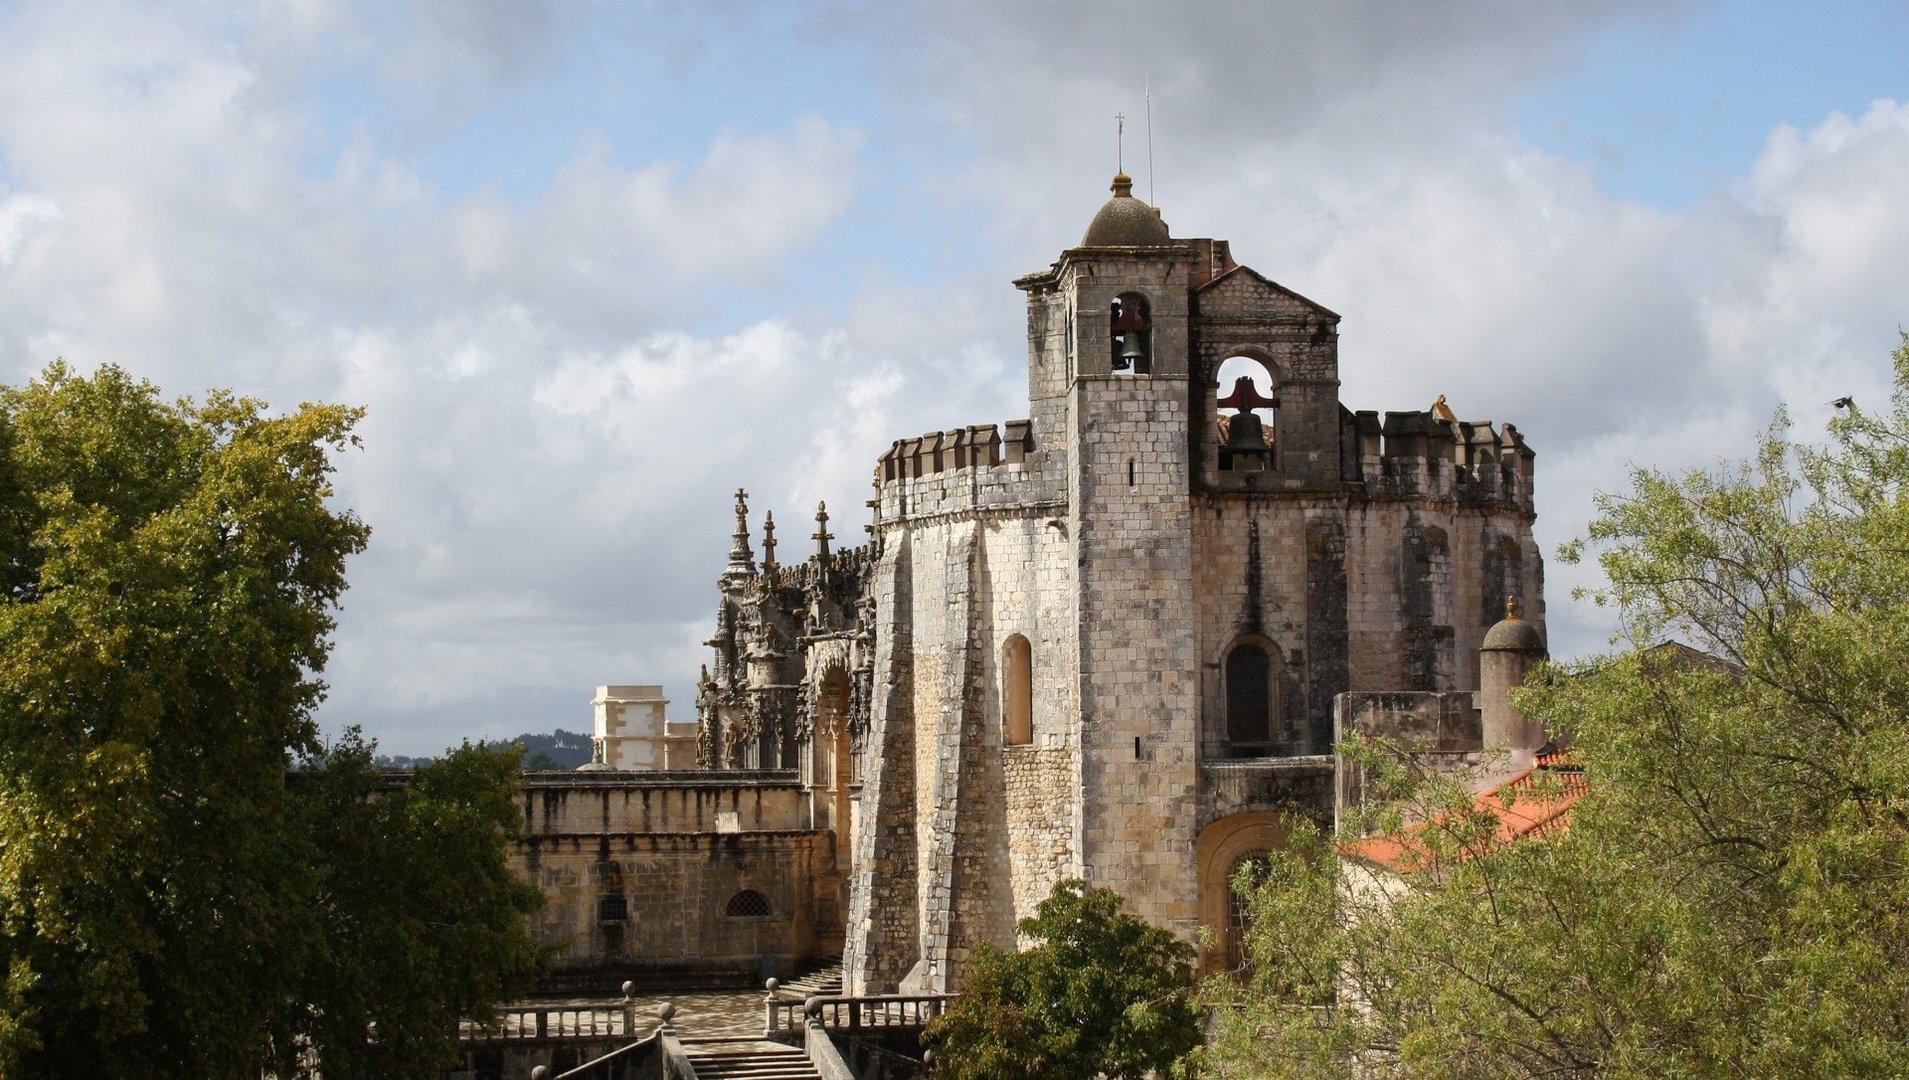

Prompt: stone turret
[{"left": 1480, "top": 597, "right": 1547, "bottom": 766}]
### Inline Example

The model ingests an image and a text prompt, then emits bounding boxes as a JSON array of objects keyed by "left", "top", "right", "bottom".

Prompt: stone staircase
[
  {"left": 778, "top": 957, "right": 844, "bottom": 998},
  {"left": 683, "top": 1038, "right": 818, "bottom": 1079}
]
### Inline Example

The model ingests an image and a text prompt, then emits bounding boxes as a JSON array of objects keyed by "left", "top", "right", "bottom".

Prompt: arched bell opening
[
  {"left": 1215, "top": 354, "right": 1278, "bottom": 471},
  {"left": 1110, "top": 292, "right": 1152, "bottom": 376}
]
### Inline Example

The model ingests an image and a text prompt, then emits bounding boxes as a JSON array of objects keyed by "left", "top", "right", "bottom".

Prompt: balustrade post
[{"left": 763, "top": 977, "right": 781, "bottom": 1035}]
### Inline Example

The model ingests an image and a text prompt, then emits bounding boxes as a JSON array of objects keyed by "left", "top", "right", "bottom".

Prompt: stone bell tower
[{"left": 1011, "top": 172, "right": 1234, "bottom": 934}]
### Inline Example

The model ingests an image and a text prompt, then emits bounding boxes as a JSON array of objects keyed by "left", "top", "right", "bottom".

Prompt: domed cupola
[{"left": 1081, "top": 172, "right": 1171, "bottom": 247}]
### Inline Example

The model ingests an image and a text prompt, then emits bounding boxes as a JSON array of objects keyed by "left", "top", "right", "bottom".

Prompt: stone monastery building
[{"left": 683, "top": 173, "right": 1547, "bottom": 994}]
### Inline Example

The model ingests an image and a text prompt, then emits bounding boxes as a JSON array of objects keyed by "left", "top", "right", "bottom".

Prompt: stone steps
[
  {"left": 778, "top": 957, "right": 844, "bottom": 998},
  {"left": 684, "top": 1039, "right": 818, "bottom": 1080}
]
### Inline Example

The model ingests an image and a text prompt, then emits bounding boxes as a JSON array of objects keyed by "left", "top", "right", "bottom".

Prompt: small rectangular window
[{"left": 598, "top": 895, "right": 628, "bottom": 923}]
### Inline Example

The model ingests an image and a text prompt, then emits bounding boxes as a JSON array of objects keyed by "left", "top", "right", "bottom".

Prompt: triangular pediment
[{"left": 1196, "top": 264, "right": 1340, "bottom": 321}]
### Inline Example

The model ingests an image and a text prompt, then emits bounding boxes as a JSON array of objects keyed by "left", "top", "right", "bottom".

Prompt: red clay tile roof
[{"left": 1340, "top": 761, "right": 1587, "bottom": 876}]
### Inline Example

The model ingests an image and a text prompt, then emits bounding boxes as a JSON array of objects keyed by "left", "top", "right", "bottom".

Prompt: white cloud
[{"left": 1, "top": 1, "right": 1904, "bottom": 752}]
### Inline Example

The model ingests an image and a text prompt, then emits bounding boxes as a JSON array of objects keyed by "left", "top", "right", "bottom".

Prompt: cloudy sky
[{"left": 2, "top": 1, "right": 1906, "bottom": 754}]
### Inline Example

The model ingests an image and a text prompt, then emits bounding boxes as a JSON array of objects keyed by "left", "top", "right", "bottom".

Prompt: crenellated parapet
[
  {"left": 1347, "top": 409, "right": 1536, "bottom": 513},
  {"left": 875, "top": 418, "right": 1068, "bottom": 524}
]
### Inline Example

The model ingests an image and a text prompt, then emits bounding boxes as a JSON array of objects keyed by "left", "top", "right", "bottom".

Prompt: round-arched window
[
  {"left": 1225, "top": 641, "right": 1273, "bottom": 751},
  {"left": 1003, "top": 634, "right": 1033, "bottom": 746}
]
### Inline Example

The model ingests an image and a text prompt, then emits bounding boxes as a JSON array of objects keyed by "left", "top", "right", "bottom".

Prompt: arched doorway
[{"left": 1194, "top": 812, "right": 1295, "bottom": 978}]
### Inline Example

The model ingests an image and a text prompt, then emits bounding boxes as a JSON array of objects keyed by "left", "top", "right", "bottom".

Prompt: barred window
[
  {"left": 725, "top": 889, "right": 772, "bottom": 918},
  {"left": 598, "top": 895, "right": 628, "bottom": 923}
]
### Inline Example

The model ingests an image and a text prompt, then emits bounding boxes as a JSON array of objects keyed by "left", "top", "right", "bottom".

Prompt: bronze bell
[
  {"left": 1115, "top": 332, "right": 1148, "bottom": 369},
  {"left": 1224, "top": 409, "right": 1268, "bottom": 451}
]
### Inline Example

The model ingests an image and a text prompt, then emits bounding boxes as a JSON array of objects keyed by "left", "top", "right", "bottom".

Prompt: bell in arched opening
[{"left": 1110, "top": 293, "right": 1151, "bottom": 374}]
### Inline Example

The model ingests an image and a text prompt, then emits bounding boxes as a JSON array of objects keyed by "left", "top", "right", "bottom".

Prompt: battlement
[
  {"left": 1350, "top": 410, "right": 1536, "bottom": 512},
  {"left": 877, "top": 420, "right": 1034, "bottom": 481},
  {"left": 875, "top": 418, "right": 1064, "bottom": 524}
]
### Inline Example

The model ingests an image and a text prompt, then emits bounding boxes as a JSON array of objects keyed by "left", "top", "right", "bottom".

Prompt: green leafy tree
[
  {"left": 1198, "top": 336, "right": 1909, "bottom": 1078},
  {"left": 0, "top": 362, "right": 542, "bottom": 1076},
  {"left": 294, "top": 732, "right": 547, "bottom": 1077},
  {"left": 923, "top": 878, "right": 1201, "bottom": 1080}
]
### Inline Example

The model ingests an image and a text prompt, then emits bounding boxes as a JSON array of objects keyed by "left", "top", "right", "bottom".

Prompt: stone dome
[
  {"left": 1081, "top": 172, "right": 1171, "bottom": 247},
  {"left": 1482, "top": 597, "right": 1546, "bottom": 652}
]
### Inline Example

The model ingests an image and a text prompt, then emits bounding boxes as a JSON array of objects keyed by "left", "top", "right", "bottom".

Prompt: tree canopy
[
  {"left": 923, "top": 878, "right": 1201, "bottom": 1080},
  {"left": 0, "top": 363, "right": 542, "bottom": 1076},
  {"left": 1198, "top": 336, "right": 1909, "bottom": 1078}
]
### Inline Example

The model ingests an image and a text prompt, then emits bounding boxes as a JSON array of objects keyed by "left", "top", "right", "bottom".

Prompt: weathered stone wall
[
  {"left": 1070, "top": 372, "right": 1202, "bottom": 940},
  {"left": 1331, "top": 689, "right": 1487, "bottom": 823},
  {"left": 1342, "top": 504, "right": 1543, "bottom": 697},
  {"left": 1193, "top": 496, "right": 1339, "bottom": 759},
  {"left": 849, "top": 459, "right": 1079, "bottom": 991},
  {"left": 1002, "top": 746, "right": 1076, "bottom": 925},
  {"left": 510, "top": 774, "right": 839, "bottom": 987},
  {"left": 1197, "top": 758, "right": 1336, "bottom": 830},
  {"left": 519, "top": 773, "right": 803, "bottom": 836}
]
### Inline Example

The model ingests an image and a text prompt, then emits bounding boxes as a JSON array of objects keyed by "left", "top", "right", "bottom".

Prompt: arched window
[
  {"left": 1216, "top": 355, "right": 1278, "bottom": 471},
  {"left": 1224, "top": 641, "right": 1275, "bottom": 754},
  {"left": 724, "top": 889, "right": 772, "bottom": 917},
  {"left": 1003, "top": 634, "right": 1033, "bottom": 746},
  {"left": 1110, "top": 293, "right": 1151, "bottom": 375}
]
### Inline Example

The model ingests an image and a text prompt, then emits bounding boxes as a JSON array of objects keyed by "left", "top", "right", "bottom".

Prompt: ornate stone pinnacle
[
  {"left": 723, "top": 488, "right": 756, "bottom": 579},
  {"left": 812, "top": 501, "right": 833, "bottom": 558},
  {"left": 762, "top": 511, "right": 778, "bottom": 571}
]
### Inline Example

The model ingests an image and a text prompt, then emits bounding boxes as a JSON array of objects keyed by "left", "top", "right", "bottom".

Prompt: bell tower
[{"left": 1013, "top": 172, "right": 1232, "bottom": 934}]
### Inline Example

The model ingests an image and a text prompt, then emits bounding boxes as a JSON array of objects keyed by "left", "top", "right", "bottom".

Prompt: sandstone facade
[{"left": 511, "top": 771, "right": 843, "bottom": 988}]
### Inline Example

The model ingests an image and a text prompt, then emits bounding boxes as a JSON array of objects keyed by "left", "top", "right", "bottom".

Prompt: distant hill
[
  {"left": 371, "top": 728, "right": 595, "bottom": 772},
  {"left": 489, "top": 728, "right": 595, "bottom": 771}
]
